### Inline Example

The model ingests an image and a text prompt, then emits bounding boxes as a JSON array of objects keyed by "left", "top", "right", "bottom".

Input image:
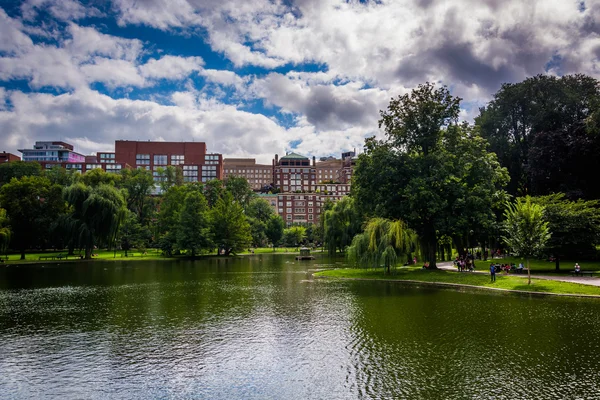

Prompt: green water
[{"left": 1, "top": 254, "right": 599, "bottom": 399}]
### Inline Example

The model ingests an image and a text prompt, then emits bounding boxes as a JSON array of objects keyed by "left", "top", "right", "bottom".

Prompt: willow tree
[
  {"left": 323, "top": 197, "right": 362, "bottom": 255},
  {"left": 502, "top": 196, "right": 551, "bottom": 284},
  {"left": 64, "top": 183, "right": 127, "bottom": 259},
  {"left": 347, "top": 218, "right": 418, "bottom": 274}
]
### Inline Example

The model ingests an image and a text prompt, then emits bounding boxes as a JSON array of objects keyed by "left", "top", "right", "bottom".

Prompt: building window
[
  {"left": 106, "top": 164, "right": 122, "bottom": 173},
  {"left": 286, "top": 215, "right": 292, "bottom": 220},
  {"left": 308, "top": 208, "right": 313, "bottom": 213},
  {"left": 286, "top": 208, "right": 292, "bottom": 213},
  {"left": 308, "top": 215, "right": 314, "bottom": 220},
  {"left": 154, "top": 155, "right": 167, "bottom": 165},
  {"left": 294, "top": 208, "right": 305, "bottom": 213},
  {"left": 86, "top": 164, "right": 102, "bottom": 170},
  {"left": 171, "top": 155, "right": 184, "bottom": 165},
  {"left": 136, "top": 154, "right": 150, "bottom": 165}
]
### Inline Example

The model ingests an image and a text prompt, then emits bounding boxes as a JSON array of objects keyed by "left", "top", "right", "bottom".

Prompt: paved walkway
[{"left": 437, "top": 261, "right": 600, "bottom": 287}]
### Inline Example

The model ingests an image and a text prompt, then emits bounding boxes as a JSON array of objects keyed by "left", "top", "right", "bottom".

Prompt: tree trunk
[
  {"left": 555, "top": 256, "right": 560, "bottom": 271},
  {"left": 20, "top": 247, "right": 25, "bottom": 260},
  {"left": 527, "top": 258, "right": 531, "bottom": 285},
  {"left": 68, "top": 242, "right": 75, "bottom": 256},
  {"left": 85, "top": 247, "right": 92, "bottom": 260}
]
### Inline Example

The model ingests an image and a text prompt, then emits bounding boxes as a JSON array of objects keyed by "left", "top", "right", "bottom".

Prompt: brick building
[
  {"left": 0, "top": 152, "right": 20, "bottom": 163},
  {"left": 223, "top": 158, "right": 272, "bottom": 190}
]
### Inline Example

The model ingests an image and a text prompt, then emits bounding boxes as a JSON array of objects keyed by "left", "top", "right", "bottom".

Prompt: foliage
[
  {"left": 531, "top": 194, "right": 600, "bottom": 269},
  {"left": 120, "top": 168, "right": 154, "bottom": 224},
  {"left": 64, "top": 183, "right": 127, "bottom": 259},
  {"left": 476, "top": 74, "right": 600, "bottom": 198},
  {"left": 118, "top": 210, "right": 151, "bottom": 256},
  {"left": 156, "top": 166, "right": 184, "bottom": 193},
  {"left": 0, "top": 208, "right": 10, "bottom": 254},
  {"left": 0, "top": 161, "right": 42, "bottom": 186},
  {"left": 323, "top": 196, "right": 362, "bottom": 255},
  {"left": 177, "top": 191, "right": 212, "bottom": 258},
  {"left": 265, "top": 214, "right": 285, "bottom": 248},
  {"left": 81, "top": 168, "right": 120, "bottom": 187},
  {"left": 355, "top": 85, "right": 508, "bottom": 267},
  {"left": 282, "top": 225, "right": 307, "bottom": 247},
  {"left": 225, "top": 175, "right": 255, "bottom": 210},
  {"left": 0, "top": 176, "right": 65, "bottom": 259},
  {"left": 211, "top": 191, "right": 251, "bottom": 255},
  {"left": 204, "top": 179, "right": 224, "bottom": 208},
  {"left": 502, "top": 196, "right": 551, "bottom": 284},
  {"left": 157, "top": 185, "right": 190, "bottom": 256},
  {"left": 347, "top": 218, "right": 417, "bottom": 274},
  {"left": 45, "top": 166, "right": 78, "bottom": 187}
]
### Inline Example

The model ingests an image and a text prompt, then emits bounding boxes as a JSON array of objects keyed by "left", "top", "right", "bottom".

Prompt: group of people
[
  {"left": 489, "top": 262, "right": 525, "bottom": 281},
  {"left": 454, "top": 254, "right": 476, "bottom": 272}
]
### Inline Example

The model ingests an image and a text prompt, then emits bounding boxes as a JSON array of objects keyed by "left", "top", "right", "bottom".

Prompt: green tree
[
  {"left": 355, "top": 85, "right": 508, "bottom": 267},
  {"left": 265, "top": 214, "right": 285, "bottom": 249},
  {"left": 0, "top": 176, "right": 65, "bottom": 259},
  {"left": 81, "top": 168, "right": 120, "bottom": 187},
  {"left": 204, "top": 179, "right": 224, "bottom": 208},
  {"left": 502, "top": 196, "right": 551, "bottom": 284},
  {"left": 323, "top": 197, "right": 362, "bottom": 255},
  {"left": 225, "top": 176, "right": 255, "bottom": 210},
  {"left": 246, "top": 198, "right": 275, "bottom": 247},
  {"left": 177, "top": 191, "right": 212, "bottom": 258},
  {"left": 282, "top": 225, "right": 306, "bottom": 248},
  {"left": 476, "top": 74, "right": 600, "bottom": 197},
  {"left": 118, "top": 210, "right": 151, "bottom": 257},
  {"left": 347, "top": 218, "right": 418, "bottom": 274},
  {"left": 0, "top": 208, "right": 10, "bottom": 257},
  {"left": 156, "top": 166, "right": 184, "bottom": 193},
  {"left": 64, "top": 183, "right": 127, "bottom": 259},
  {"left": 120, "top": 168, "right": 154, "bottom": 225},
  {"left": 532, "top": 194, "right": 600, "bottom": 270},
  {"left": 157, "top": 185, "right": 190, "bottom": 256},
  {"left": 45, "top": 166, "right": 78, "bottom": 187},
  {"left": 211, "top": 192, "right": 251, "bottom": 255},
  {"left": 0, "top": 161, "right": 42, "bottom": 186}
]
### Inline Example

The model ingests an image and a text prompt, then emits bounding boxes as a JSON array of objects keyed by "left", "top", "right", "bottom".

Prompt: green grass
[
  {"left": 314, "top": 267, "right": 600, "bottom": 296},
  {"left": 0, "top": 248, "right": 174, "bottom": 263},
  {"left": 480, "top": 257, "right": 600, "bottom": 274}
]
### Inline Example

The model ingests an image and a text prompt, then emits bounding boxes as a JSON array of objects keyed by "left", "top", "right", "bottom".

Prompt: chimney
[
  {"left": 275, "top": 154, "right": 279, "bottom": 165},
  {"left": 312, "top": 156, "right": 316, "bottom": 166}
]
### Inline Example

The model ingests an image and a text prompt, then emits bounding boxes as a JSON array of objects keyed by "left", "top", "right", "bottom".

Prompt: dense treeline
[
  {"left": 0, "top": 164, "right": 299, "bottom": 260},
  {"left": 345, "top": 74, "right": 600, "bottom": 271}
]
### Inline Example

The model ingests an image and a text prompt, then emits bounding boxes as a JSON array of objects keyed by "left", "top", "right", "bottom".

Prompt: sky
[{"left": 0, "top": 0, "right": 599, "bottom": 163}]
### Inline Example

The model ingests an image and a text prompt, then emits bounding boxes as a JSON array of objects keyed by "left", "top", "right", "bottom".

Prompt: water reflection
[{"left": 1, "top": 255, "right": 600, "bottom": 399}]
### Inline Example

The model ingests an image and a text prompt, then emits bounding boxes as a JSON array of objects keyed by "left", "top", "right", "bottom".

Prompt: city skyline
[{"left": 1, "top": 1, "right": 599, "bottom": 163}]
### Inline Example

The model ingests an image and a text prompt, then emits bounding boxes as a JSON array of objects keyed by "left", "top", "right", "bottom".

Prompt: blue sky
[{"left": 0, "top": 0, "right": 598, "bottom": 163}]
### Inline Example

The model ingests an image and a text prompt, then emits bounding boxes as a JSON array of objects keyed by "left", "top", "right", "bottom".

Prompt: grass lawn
[
  {"left": 314, "top": 267, "right": 600, "bottom": 296},
  {"left": 0, "top": 248, "right": 174, "bottom": 263},
  {"left": 480, "top": 257, "right": 600, "bottom": 274}
]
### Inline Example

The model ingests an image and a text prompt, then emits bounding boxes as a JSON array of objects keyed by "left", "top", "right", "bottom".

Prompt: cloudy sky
[{"left": 0, "top": 0, "right": 598, "bottom": 163}]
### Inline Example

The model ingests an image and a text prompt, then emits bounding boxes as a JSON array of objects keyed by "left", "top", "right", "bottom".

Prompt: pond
[{"left": 1, "top": 254, "right": 599, "bottom": 399}]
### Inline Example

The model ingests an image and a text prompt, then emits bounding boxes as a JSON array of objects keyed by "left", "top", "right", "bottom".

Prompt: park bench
[{"left": 570, "top": 271, "right": 595, "bottom": 277}]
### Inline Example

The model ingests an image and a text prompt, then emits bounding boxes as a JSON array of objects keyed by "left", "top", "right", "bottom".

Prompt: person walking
[{"left": 490, "top": 264, "right": 496, "bottom": 282}]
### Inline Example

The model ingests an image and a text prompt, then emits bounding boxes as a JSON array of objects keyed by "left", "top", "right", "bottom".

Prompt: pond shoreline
[{"left": 312, "top": 274, "right": 600, "bottom": 299}]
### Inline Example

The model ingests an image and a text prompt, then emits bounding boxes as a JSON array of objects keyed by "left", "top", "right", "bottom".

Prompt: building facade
[
  {"left": 0, "top": 152, "right": 20, "bottom": 163},
  {"left": 18, "top": 141, "right": 85, "bottom": 163},
  {"left": 223, "top": 158, "right": 273, "bottom": 190}
]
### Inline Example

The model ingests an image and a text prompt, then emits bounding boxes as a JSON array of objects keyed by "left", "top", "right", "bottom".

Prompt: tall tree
[
  {"left": 120, "top": 168, "right": 154, "bottom": 224},
  {"left": 211, "top": 192, "right": 251, "bottom": 255},
  {"left": 476, "top": 74, "right": 600, "bottom": 197},
  {"left": 0, "top": 208, "right": 10, "bottom": 257},
  {"left": 177, "top": 191, "right": 212, "bottom": 258},
  {"left": 323, "top": 196, "right": 362, "bottom": 255},
  {"left": 82, "top": 168, "right": 121, "bottom": 187},
  {"left": 502, "top": 196, "right": 551, "bottom": 284},
  {"left": 265, "top": 214, "right": 285, "bottom": 249},
  {"left": 225, "top": 176, "right": 255, "bottom": 210},
  {"left": 157, "top": 185, "right": 190, "bottom": 256},
  {"left": 282, "top": 226, "right": 306, "bottom": 248},
  {"left": 204, "top": 179, "right": 224, "bottom": 208},
  {"left": 0, "top": 176, "right": 65, "bottom": 259},
  {"left": 356, "top": 85, "right": 508, "bottom": 267}
]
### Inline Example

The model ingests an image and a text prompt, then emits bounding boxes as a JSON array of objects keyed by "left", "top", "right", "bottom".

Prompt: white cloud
[{"left": 140, "top": 55, "right": 204, "bottom": 80}]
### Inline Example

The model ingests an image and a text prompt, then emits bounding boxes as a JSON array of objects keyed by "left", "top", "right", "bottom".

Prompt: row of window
[
  {"left": 135, "top": 154, "right": 186, "bottom": 166},
  {"left": 225, "top": 169, "right": 270, "bottom": 174}
]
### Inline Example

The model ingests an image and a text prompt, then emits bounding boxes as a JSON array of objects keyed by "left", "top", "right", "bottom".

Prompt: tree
[
  {"left": 156, "top": 166, "right": 183, "bottom": 193},
  {"left": 532, "top": 194, "right": 600, "bottom": 270},
  {"left": 0, "top": 176, "right": 65, "bottom": 259},
  {"left": 476, "top": 74, "right": 600, "bottom": 197},
  {"left": 64, "top": 183, "right": 127, "bottom": 259},
  {"left": 265, "top": 214, "right": 285, "bottom": 249},
  {"left": 45, "top": 166, "right": 78, "bottom": 187},
  {"left": 157, "top": 185, "right": 190, "bottom": 256},
  {"left": 355, "top": 85, "right": 508, "bottom": 267},
  {"left": 118, "top": 210, "right": 151, "bottom": 257},
  {"left": 204, "top": 179, "right": 224, "bottom": 208},
  {"left": 120, "top": 168, "right": 154, "bottom": 225},
  {"left": 211, "top": 192, "right": 251, "bottom": 255},
  {"left": 177, "top": 191, "right": 212, "bottom": 258},
  {"left": 81, "top": 168, "right": 120, "bottom": 187},
  {"left": 502, "top": 196, "right": 551, "bottom": 284},
  {"left": 225, "top": 176, "right": 255, "bottom": 210},
  {"left": 282, "top": 225, "right": 306, "bottom": 248},
  {"left": 0, "top": 208, "right": 10, "bottom": 257},
  {"left": 0, "top": 161, "right": 42, "bottom": 186},
  {"left": 347, "top": 218, "right": 418, "bottom": 274},
  {"left": 323, "top": 197, "right": 362, "bottom": 255},
  {"left": 246, "top": 198, "right": 275, "bottom": 247}
]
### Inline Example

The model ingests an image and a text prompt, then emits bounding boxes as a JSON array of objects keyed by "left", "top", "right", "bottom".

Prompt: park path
[{"left": 436, "top": 261, "right": 600, "bottom": 287}]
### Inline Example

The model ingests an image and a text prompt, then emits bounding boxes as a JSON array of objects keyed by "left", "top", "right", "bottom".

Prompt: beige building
[
  {"left": 315, "top": 159, "right": 343, "bottom": 183},
  {"left": 223, "top": 158, "right": 273, "bottom": 190}
]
